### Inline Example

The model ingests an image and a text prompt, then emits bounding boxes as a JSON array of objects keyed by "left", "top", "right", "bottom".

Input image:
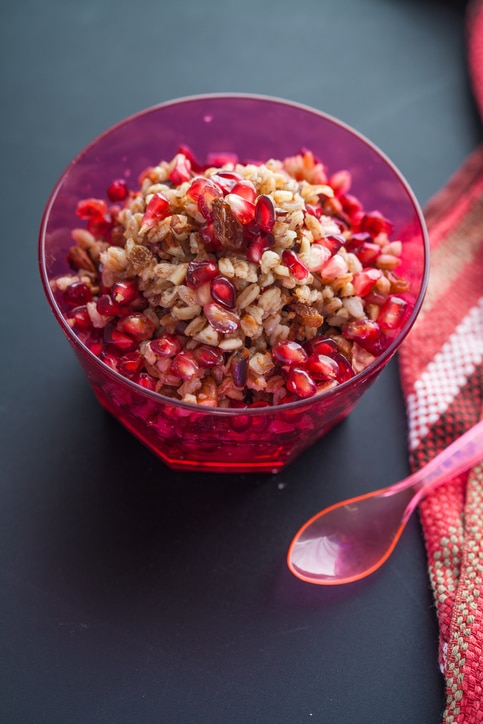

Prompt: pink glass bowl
[{"left": 39, "top": 94, "right": 429, "bottom": 474}]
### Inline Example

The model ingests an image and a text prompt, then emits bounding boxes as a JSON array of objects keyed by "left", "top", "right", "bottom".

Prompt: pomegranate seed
[
  {"left": 328, "top": 169, "right": 352, "bottom": 196},
  {"left": 117, "top": 351, "right": 144, "bottom": 377},
  {"left": 246, "top": 233, "right": 274, "bottom": 263},
  {"left": 365, "top": 289, "right": 388, "bottom": 307},
  {"left": 67, "top": 246, "right": 96, "bottom": 273},
  {"left": 231, "top": 180, "right": 257, "bottom": 203},
  {"left": 130, "top": 295, "right": 149, "bottom": 312},
  {"left": 346, "top": 232, "right": 372, "bottom": 251},
  {"left": 320, "top": 253, "right": 348, "bottom": 279},
  {"left": 286, "top": 367, "right": 317, "bottom": 398},
  {"left": 230, "top": 413, "right": 251, "bottom": 432},
  {"left": 352, "top": 269, "right": 382, "bottom": 297},
  {"left": 334, "top": 353, "right": 355, "bottom": 382},
  {"left": 272, "top": 340, "right": 308, "bottom": 366},
  {"left": 68, "top": 305, "right": 91, "bottom": 331},
  {"left": 359, "top": 210, "right": 393, "bottom": 237},
  {"left": 76, "top": 198, "right": 108, "bottom": 220},
  {"left": 210, "top": 175, "right": 236, "bottom": 194},
  {"left": 214, "top": 170, "right": 244, "bottom": 182},
  {"left": 186, "top": 259, "right": 218, "bottom": 289},
  {"left": 103, "top": 324, "right": 137, "bottom": 352},
  {"left": 340, "top": 193, "right": 363, "bottom": 218},
  {"left": 117, "top": 313, "right": 156, "bottom": 341},
  {"left": 151, "top": 334, "right": 182, "bottom": 357},
  {"left": 282, "top": 249, "right": 308, "bottom": 280},
  {"left": 96, "top": 293, "right": 121, "bottom": 317},
  {"left": 356, "top": 241, "right": 381, "bottom": 266},
  {"left": 169, "top": 153, "right": 192, "bottom": 185},
  {"left": 304, "top": 336, "right": 339, "bottom": 357},
  {"left": 187, "top": 176, "right": 223, "bottom": 202},
  {"left": 306, "top": 243, "right": 331, "bottom": 272},
  {"left": 99, "top": 351, "right": 119, "bottom": 370},
  {"left": 199, "top": 222, "right": 222, "bottom": 252},
  {"left": 204, "top": 303, "right": 240, "bottom": 334},
  {"left": 351, "top": 210, "right": 366, "bottom": 230},
  {"left": 104, "top": 221, "right": 122, "bottom": 247},
  {"left": 210, "top": 276, "right": 236, "bottom": 308},
  {"left": 305, "top": 353, "right": 339, "bottom": 380},
  {"left": 176, "top": 144, "right": 201, "bottom": 172},
  {"left": 197, "top": 180, "right": 224, "bottom": 221},
  {"left": 243, "top": 218, "right": 262, "bottom": 239},
  {"left": 85, "top": 331, "right": 103, "bottom": 356},
  {"left": 107, "top": 179, "right": 129, "bottom": 202},
  {"left": 87, "top": 215, "right": 113, "bottom": 241},
  {"left": 63, "top": 281, "right": 92, "bottom": 306},
  {"left": 134, "top": 372, "right": 157, "bottom": 390},
  {"left": 255, "top": 194, "right": 276, "bottom": 232},
  {"left": 358, "top": 334, "right": 393, "bottom": 356},
  {"left": 377, "top": 295, "right": 409, "bottom": 330},
  {"left": 205, "top": 152, "right": 238, "bottom": 167},
  {"left": 224, "top": 194, "right": 256, "bottom": 224},
  {"left": 186, "top": 177, "right": 206, "bottom": 201},
  {"left": 140, "top": 193, "right": 171, "bottom": 231},
  {"left": 228, "top": 400, "right": 249, "bottom": 410},
  {"left": 108, "top": 202, "right": 123, "bottom": 222},
  {"left": 278, "top": 392, "right": 299, "bottom": 405},
  {"left": 211, "top": 171, "right": 244, "bottom": 194},
  {"left": 171, "top": 350, "right": 200, "bottom": 380},
  {"left": 194, "top": 345, "right": 224, "bottom": 368},
  {"left": 231, "top": 347, "right": 250, "bottom": 387},
  {"left": 343, "top": 318, "right": 381, "bottom": 343},
  {"left": 305, "top": 204, "right": 323, "bottom": 219},
  {"left": 316, "top": 234, "right": 346, "bottom": 255},
  {"left": 111, "top": 279, "right": 140, "bottom": 306}
]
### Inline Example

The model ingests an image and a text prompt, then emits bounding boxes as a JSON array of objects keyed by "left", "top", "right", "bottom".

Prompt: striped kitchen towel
[{"left": 398, "top": 3, "right": 483, "bottom": 720}]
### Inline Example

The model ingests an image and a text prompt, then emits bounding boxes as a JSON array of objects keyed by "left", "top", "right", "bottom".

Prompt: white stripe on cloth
[{"left": 406, "top": 296, "right": 483, "bottom": 451}]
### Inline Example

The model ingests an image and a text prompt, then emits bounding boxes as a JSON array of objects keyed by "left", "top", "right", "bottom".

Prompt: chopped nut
[
  {"left": 292, "top": 302, "right": 323, "bottom": 328},
  {"left": 67, "top": 246, "right": 96, "bottom": 273}
]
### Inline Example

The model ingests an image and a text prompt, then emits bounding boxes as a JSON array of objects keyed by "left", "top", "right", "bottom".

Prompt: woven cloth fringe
[{"left": 398, "top": 2, "right": 483, "bottom": 720}]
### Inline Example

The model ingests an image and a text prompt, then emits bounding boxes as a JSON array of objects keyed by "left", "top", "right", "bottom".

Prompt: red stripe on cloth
[
  {"left": 398, "top": 143, "right": 483, "bottom": 393},
  {"left": 409, "top": 365, "right": 483, "bottom": 681},
  {"left": 400, "top": 278, "right": 483, "bottom": 392},
  {"left": 399, "top": 1, "right": 483, "bottom": 720},
  {"left": 423, "top": 145, "right": 483, "bottom": 240}
]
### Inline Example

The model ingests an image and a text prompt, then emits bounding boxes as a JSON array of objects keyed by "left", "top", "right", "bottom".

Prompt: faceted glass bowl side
[{"left": 39, "top": 94, "right": 429, "bottom": 473}]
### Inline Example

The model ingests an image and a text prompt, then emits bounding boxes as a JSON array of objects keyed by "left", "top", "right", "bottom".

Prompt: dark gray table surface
[{"left": 1, "top": 1, "right": 481, "bottom": 722}]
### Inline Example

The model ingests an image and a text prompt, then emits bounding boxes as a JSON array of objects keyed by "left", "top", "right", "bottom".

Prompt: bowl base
[{"left": 94, "top": 388, "right": 291, "bottom": 474}]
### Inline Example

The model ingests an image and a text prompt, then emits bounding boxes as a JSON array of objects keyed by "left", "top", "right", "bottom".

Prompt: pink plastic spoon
[{"left": 287, "top": 420, "right": 483, "bottom": 585}]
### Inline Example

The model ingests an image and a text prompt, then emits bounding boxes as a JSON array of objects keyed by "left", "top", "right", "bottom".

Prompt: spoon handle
[{"left": 403, "top": 418, "right": 483, "bottom": 512}]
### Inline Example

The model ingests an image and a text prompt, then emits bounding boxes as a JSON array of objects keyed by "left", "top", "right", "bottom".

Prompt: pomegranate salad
[{"left": 52, "top": 148, "right": 412, "bottom": 407}]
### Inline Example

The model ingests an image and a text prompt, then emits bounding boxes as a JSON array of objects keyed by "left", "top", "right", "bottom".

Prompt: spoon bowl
[{"left": 287, "top": 419, "right": 483, "bottom": 585}]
